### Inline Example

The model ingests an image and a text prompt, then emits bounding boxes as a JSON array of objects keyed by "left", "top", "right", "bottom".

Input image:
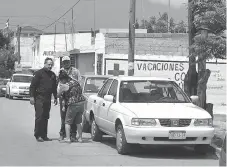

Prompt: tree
[
  {"left": 169, "top": 17, "right": 176, "bottom": 33},
  {"left": 155, "top": 12, "right": 168, "bottom": 33},
  {"left": 0, "top": 31, "right": 18, "bottom": 78},
  {"left": 175, "top": 20, "right": 187, "bottom": 33},
  {"left": 189, "top": 0, "right": 226, "bottom": 109}
]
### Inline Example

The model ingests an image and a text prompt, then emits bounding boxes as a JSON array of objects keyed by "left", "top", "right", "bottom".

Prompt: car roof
[
  {"left": 108, "top": 76, "right": 173, "bottom": 81},
  {"left": 13, "top": 73, "right": 33, "bottom": 77}
]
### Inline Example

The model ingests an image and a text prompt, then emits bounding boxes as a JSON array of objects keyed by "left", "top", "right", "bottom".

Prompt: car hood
[{"left": 120, "top": 103, "right": 212, "bottom": 119}]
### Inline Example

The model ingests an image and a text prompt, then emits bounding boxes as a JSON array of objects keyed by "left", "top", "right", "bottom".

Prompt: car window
[
  {"left": 119, "top": 80, "right": 190, "bottom": 103},
  {"left": 84, "top": 77, "right": 108, "bottom": 93},
  {"left": 108, "top": 80, "right": 118, "bottom": 101},
  {"left": 12, "top": 75, "right": 33, "bottom": 83},
  {"left": 98, "top": 79, "right": 113, "bottom": 98}
]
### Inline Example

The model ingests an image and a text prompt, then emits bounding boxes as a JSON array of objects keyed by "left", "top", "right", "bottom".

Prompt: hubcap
[{"left": 116, "top": 129, "right": 123, "bottom": 150}]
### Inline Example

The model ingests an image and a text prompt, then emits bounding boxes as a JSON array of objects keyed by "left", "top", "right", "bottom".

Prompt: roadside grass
[{"left": 211, "top": 114, "right": 226, "bottom": 148}]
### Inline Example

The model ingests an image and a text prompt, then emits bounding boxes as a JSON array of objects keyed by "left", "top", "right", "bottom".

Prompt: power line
[{"left": 41, "top": 0, "right": 81, "bottom": 31}]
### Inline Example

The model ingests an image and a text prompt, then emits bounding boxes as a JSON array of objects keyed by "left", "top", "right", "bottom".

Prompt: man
[
  {"left": 30, "top": 57, "right": 58, "bottom": 142},
  {"left": 58, "top": 70, "right": 85, "bottom": 143},
  {"left": 58, "top": 56, "right": 81, "bottom": 141}
]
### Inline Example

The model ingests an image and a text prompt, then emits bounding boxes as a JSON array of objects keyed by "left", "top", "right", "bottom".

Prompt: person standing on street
[
  {"left": 58, "top": 70, "right": 85, "bottom": 143},
  {"left": 58, "top": 56, "right": 81, "bottom": 141},
  {"left": 30, "top": 57, "right": 58, "bottom": 142}
]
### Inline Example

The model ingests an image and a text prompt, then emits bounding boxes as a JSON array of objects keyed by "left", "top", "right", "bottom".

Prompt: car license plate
[
  {"left": 169, "top": 131, "right": 186, "bottom": 139},
  {"left": 24, "top": 91, "right": 29, "bottom": 94}
]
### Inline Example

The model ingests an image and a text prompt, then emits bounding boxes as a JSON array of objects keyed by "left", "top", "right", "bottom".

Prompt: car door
[
  {"left": 94, "top": 79, "right": 113, "bottom": 127},
  {"left": 102, "top": 79, "right": 119, "bottom": 134}
]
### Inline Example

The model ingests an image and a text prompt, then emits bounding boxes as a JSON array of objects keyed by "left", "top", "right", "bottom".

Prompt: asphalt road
[{"left": 0, "top": 97, "right": 219, "bottom": 166}]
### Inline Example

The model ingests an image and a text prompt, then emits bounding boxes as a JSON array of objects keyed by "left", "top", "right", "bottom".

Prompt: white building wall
[{"left": 33, "top": 33, "right": 93, "bottom": 75}]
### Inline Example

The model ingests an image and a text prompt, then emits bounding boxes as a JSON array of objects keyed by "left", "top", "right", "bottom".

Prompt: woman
[{"left": 58, "top": 70, "right": 85, "bottom": 143}]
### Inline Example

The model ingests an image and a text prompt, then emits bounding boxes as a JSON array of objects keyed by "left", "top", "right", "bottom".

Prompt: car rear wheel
[
  {"left": 91, "top": 118, "right": 102, "bottom": 141},
  {"left": 194, "top": 144, "right": 210, "bottom": 155},
  {"left": 116, "top": 124, "right": 130, "bottom": 155}
]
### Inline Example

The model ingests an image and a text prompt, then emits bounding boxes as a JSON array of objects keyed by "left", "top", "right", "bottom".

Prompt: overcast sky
[{"left": 0, "top": 0, "right": 188, "bottom": 33}]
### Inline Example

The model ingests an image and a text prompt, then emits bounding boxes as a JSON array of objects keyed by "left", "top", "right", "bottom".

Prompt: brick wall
[{"left": 105, "top": 33, "right": 188, "bottom": 56}]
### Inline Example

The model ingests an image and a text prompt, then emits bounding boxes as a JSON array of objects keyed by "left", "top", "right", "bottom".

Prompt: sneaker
[
  {"left": 71, "top": 137, "right": 78, "bottom": 142},
  {"left": 60, "top": 138, "right": 71, "bottom": 143},
  {"left": 78, "top": 138, "right": 83, "bottom": 143},
  {"left": 42, "top": 137, "right": 52, "bottom": 141},
  {"left": 36, "top": 137, "right": 44, "bottom": 142},
  {"left": 58, "top": 136, "right": 64, "bottom": 141}
]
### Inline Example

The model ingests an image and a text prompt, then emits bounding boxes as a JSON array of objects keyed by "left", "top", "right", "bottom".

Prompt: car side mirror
[
  {"left": 190, "top": 95, "right": 199, "bottom": 105},
  {"left": 104, "top": 95, "right": 114, "bottom": 103}
]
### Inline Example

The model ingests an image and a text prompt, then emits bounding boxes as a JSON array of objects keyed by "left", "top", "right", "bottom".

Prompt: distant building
[{"left": 13, "top": 26, "right": 43, "bottom": 69}]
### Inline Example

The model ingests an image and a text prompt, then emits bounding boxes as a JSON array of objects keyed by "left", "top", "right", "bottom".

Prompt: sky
[{"left": 0, "top": 0, "right": 188, "bottom": 33}]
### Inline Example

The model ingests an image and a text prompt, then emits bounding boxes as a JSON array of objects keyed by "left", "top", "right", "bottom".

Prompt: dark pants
[
  {"left": 34, "top": 95, "right": 51, "bottom": 139},
  {"left": 59, "top": 97, "right": 77, "bottom": 138}
]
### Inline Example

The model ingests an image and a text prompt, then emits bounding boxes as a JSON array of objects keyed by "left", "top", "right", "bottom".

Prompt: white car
[
  {"left": 5, "top": 73, "right": 33, "bottom": 99},
  {"left": 86, "top": 76, "right": 214, "bottom": 155}
]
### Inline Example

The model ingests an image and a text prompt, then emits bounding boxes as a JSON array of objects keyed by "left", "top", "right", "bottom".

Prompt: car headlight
[
  {"left": 194, "top": 119, "right": 213, "bottom": 126},
  {"left": 11, "top": 85, "right": 18, "bottom": 89},
  {"left": 131, "top": 118, "right": 157, "bottom": 126}
]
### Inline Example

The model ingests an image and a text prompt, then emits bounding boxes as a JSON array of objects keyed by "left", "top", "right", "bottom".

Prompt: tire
[
  {"left": 91, "top": 118, "right": 102, "bottom": 141},
  {"left": 116, "top": 124, "right": 130, "bottom": 155},
  {"left": 82, "top": 113, "right": 91, "bottom": 133},
  {"left": 194, "top": 144, "right": 210, "bottom": 155},
  {"left": 9, "top": 90, "right": 13, "bottom": 99}
]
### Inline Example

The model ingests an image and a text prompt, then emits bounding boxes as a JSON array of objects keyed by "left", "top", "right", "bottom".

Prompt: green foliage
[{"left": 190, "top": 0, "right": 226, "bottom": 60}]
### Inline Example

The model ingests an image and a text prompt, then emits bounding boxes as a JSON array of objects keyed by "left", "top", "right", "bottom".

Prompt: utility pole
[
  {"left": 17, "top": 25, "right": 22, "bottom": 64},
  {"left": 94, "top": 0, "right": 96, "bottom": 37},
  {"left": 168, "top": 0, "right": 170, "bottom": 33},
  {"left": 64, "top": 20, "right": 67, "bottom": 51},
  {"left": 71, "top": 8, "right": 74, "bottom": 49},
  {"left": 54, "top": 24, "right": 56, "bottom": 52},
  {"left": 128, "top": 0, "right": 136, "bottom": 76}
]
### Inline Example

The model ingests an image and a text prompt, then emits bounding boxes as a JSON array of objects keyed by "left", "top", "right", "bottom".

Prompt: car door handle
[
  {"left": 94, "top": 100, "right": 96, "bottom": 103},
  {"left": 102, "top": 103, "right": 105, "bottom": 106}
]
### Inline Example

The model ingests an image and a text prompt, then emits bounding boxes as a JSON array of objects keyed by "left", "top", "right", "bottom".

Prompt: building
[
  {"left": 13, "top": 26, "right": 43, "bottom": 70},
  {"left": 32, "top": 32, "right": 95, "bottom": 75}
]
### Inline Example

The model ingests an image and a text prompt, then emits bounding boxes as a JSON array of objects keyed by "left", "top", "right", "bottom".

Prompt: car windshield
[
  {"left": 84, "top": 77, "right": 108, "bottom": 93},
  {"left": 119, "top": 80, "right": 190, "bottom": 103},
  {"left": 12, "top": 76, "right": 33, "bottom": 83}
]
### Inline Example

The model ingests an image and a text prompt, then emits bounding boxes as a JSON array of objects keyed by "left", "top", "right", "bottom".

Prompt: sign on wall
[{"left": 105, "top": 58, "right": 226, "bottom": 114}]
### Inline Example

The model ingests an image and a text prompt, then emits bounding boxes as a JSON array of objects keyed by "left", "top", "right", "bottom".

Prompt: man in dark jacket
[{"left": 30, "top": 57, "right": 58, "bottom": 142}]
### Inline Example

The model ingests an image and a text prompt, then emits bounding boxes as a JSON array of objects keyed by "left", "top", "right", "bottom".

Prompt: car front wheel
[
  {"left": 91, "top": 118, "right": 102, "bottom": 141},
  {"left": 116, "top": 124, "right": 130, "bottom": 155}
]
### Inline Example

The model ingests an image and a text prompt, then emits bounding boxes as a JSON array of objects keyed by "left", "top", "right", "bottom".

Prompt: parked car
[
  {"left": 5, "top": 74, "right": 33, "bottom": 99},
  {"left": 81, "top": 75, "right": 110, "bottom": 132},
  {"left": 219, "top": 134, "right": 226, "bottom": 166},
  {"left": 86, "top": 76, "right": 214, "bottom": 155},
  {"left": 0, "top": 79, "right": 9, "bottom": 97}
]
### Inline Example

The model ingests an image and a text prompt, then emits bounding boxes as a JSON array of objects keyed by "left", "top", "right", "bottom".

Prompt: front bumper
[
  {"left": 10, "top": 89, "right": 30, "bottom": 97},
  {"left": 124, "top": 126, "right": 214, "bottom": 145}
]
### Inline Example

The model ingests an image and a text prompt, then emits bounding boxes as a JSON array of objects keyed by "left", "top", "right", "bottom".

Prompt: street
[{"left": 0, "top": 97, "right": 219, "bottom": 166}]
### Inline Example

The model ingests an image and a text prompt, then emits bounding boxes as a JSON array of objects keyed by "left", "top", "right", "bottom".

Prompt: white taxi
[
  {"left": 86, "top": 76, "right": 214, "bottom": 155},
  {"left": 5, "top": 73, "right": 33, "bottom": 99}
]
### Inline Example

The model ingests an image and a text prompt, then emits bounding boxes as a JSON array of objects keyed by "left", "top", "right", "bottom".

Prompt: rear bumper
[{"left": 124, "top": 126, "right": 214, "bottom": 145}]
